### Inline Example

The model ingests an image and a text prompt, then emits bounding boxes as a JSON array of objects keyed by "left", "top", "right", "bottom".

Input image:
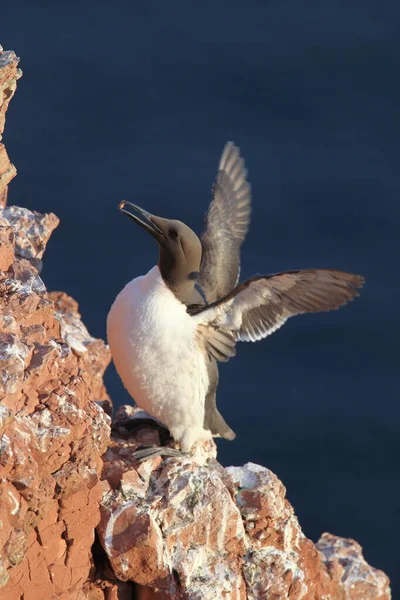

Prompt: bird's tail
[{"left": 208, "top": 407, "right": 236, "bottom": 441}]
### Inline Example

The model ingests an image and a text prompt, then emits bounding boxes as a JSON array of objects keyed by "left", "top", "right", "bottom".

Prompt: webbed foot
[{"left": 132, "top": 444, "right": 186, "bottom": 462}]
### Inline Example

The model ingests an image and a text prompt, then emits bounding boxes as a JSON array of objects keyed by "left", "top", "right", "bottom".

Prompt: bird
[{"left": 107, "top": 142, "right": 364, "bottom": 458}]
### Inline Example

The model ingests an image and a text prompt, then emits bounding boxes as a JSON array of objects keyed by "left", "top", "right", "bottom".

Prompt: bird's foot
[{"left": 132, "top": 444, "right": 186, "bottom": 462}]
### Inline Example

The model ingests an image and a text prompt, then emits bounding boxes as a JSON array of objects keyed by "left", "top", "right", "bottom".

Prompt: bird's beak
[{"left": 118, "top": 201, "right": 165, "bottom": 241}]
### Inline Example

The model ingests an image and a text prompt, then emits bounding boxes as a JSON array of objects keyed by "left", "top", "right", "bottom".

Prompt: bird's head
[{"left": 119, "top": 201, "right": 203, "bottom": 297}]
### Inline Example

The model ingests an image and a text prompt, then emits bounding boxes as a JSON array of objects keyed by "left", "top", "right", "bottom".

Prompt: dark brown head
[{"left": 119, "top": 201, "right": 204, "bottom": 305}]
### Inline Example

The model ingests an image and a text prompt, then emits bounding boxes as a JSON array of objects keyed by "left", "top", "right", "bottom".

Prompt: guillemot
[{"left": 107, "top": 142, "right": 364, "bottom": 457}]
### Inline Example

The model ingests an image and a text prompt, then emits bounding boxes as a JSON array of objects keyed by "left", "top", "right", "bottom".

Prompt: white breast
[{"left": 107, "top": 266, "right": 210, "bottom": 451}]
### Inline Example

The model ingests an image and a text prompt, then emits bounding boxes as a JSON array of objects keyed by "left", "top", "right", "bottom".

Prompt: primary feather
[{"left": 199, "top": 142, "right": 252, "bottom": 302}]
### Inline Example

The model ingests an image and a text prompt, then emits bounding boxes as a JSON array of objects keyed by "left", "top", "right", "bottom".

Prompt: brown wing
[
  {"left": 199, "top": 142, "right": 252, "bottom": 302},
  {"left": 193, "top": 269, "right": 365, "bottom": 359},
  {"left": 233, "top": 269, "right": 365, "bottom": 342}
]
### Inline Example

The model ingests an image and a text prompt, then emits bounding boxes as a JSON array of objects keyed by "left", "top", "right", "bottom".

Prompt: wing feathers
[
  {"left": 194, "top": 269, "right": 364, "bottom": 359},
  {"left": 198, "top": 326, "right": 236, "bottom": 362},
  {"left": 199, "top": 142, "right": 252, "bottom": 301},
  {"left": 196, "top": 144, "right": 364, "bottom": 361}
]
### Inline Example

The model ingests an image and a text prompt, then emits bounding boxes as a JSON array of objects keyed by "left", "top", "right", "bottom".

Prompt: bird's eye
[{"left": 169, "top": 228, "right": 179, "bottom": 239}]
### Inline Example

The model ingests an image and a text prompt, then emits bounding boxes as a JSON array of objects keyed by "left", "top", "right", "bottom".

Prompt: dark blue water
[{"left": 2, "top": 0, "right": 399, "bottom": 591}]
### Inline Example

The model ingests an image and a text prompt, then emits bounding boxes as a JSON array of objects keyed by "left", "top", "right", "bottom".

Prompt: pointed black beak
[{"left": 119, "top": 201, "right": 165, "bottom": 241}]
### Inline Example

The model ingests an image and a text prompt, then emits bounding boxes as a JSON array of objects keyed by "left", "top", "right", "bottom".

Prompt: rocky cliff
[{"left": 0, "top": 46, "right": 392, "bottom": 600}]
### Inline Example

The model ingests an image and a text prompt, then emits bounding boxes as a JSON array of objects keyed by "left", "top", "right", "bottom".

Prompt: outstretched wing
[
  {"left": 199, "top": 142, "right": 252, "bottom": 302},
  {"left": 193, "top": 269, "right": 365, "bottom": 359}
]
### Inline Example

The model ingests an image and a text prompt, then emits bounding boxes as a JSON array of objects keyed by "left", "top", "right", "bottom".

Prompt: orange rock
[
  {"left": 0, "top": 145, "right": 16, "bottom": 200},
  {"left": 0, "top": 224, "right": 14, "bottom": 270},
  {"left": 96, "top": 424, "right": 391, "bottom": 600},
  {"left": 0, "top": 52, "right": 112, "bottom": 597},
  {"left": 317, "top": 533, "right": 391, "bottom": 600},
  {"left": 0, "top": 48, "right": 21, "bottom": 143}
]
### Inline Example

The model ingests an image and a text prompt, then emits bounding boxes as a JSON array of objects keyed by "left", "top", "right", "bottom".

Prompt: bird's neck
[{"left": 158, "top": 251, "right": 205, "bottom": 307}]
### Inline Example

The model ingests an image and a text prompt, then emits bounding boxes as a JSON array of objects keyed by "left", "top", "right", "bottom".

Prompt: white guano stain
[
  {"left": 103, "top": 500, "right": 136, "bottom": 558},
  {"left": 7, "top": 489, "right": 20, "bottom": 515}
]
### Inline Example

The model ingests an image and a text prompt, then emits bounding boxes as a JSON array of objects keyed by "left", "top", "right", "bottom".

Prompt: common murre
[{"left": 107, "top": 142, "right": 364, "bottom": 457}]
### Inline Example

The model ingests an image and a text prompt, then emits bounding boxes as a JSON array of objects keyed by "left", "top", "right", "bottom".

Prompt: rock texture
[
  {"left": 0, "top": 201, "right": 112, "bottom": 600},
  {"left": 0, "top": 46, "right": 20, "bottom": 208},
  {"left": 97, "top": 407, "right": 391, "bottom": 600},
  {"left": 0, "top": 44, "right": 392, "bottom": 600},
  {"left": 0, "top": 47, "right": 111, "bottom": 599}
]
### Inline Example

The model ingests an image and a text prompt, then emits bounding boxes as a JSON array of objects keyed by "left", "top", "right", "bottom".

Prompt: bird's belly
[{"left": 107, "top": 271, "right": 209, "bottom": 449}]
